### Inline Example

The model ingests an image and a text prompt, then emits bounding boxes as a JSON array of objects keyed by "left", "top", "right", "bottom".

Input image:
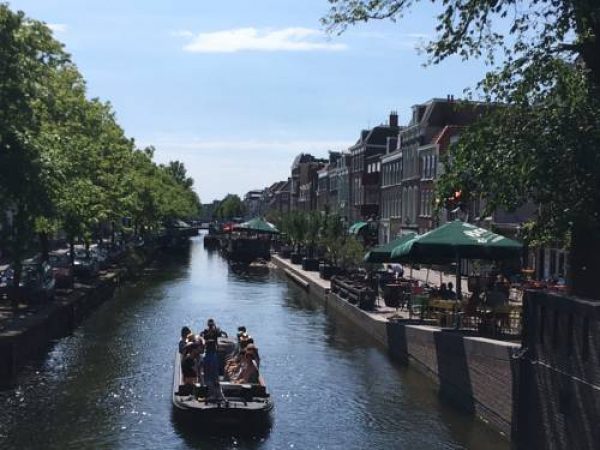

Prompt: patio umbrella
[
  {"left": 391, "top": 220, "right": 522, "bottom": 301},
  {"left": 234, "top": 218, "right": 280, "bottom": 234},
  {"left": 363, "top": 233, "right": 416, "bottom": 263},
  {"left": 349, "top": 221, "right": 368, "bottom": 235}
]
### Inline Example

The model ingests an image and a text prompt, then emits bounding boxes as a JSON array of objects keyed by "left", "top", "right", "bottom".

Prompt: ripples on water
[{"left": 0, "top": 237, "right": 509, "bottom": 450}]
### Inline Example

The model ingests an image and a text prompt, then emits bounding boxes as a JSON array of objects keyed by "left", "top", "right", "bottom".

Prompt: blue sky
[{"left": 9, "top": 0, "right": 489, "bottom": 202}]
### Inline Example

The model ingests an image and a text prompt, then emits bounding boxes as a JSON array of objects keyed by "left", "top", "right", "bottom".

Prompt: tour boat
[{"left": 172, "top": 337, "right": 273, "bottom": 423}]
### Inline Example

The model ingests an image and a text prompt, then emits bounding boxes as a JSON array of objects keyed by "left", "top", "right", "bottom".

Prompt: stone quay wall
[
  {"left": 516, "top": 291, "right": 600, "bottom": 450},
  {"left": 272, "top": 254, "right": 519, "bottom": 439}
]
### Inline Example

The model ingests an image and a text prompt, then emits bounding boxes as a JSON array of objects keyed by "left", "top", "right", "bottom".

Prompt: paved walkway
[{"left": 272, "top": 255, "right": 412, "bottom": 322}]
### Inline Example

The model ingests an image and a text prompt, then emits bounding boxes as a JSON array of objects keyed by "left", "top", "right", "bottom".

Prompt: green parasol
[
  {"left": 391, "top": 220, "right": 522, "bottom": 305},
  {"left": 363, "top": 233, "right": 417, "bottom": 263},
  {"left": 349, "top": 221, "right": 368, "bottom": 235},
  {"left": 234, "top": 217, "right": 280, "bottom": 234},
  {"left": 391, "top": 220, "right": 522, "bottom": 261}
]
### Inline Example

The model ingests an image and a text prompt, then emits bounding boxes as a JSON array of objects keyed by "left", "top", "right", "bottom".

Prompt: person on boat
[
  {"left": 200, "top": 318, "right": 226, "bottom": 400},
  {"left": 179, "top": 326, "right": 192, "bottom": 354},
  {"left": 224, "top": 354, "right": 242, "bottom": 381},
  {"left": 235, "top": 346, "right": 260, "bottom": 384},
  {"left": 181, "top": 342, "right": 202, "bottom": 385},
  {"left": 245, "top": 342, "right": 260, "bottom": 369}
]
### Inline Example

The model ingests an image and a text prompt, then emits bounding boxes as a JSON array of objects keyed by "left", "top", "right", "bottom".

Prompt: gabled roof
[
  {"left": 410, "top": 98, "right": 494, "bottom": 129},
  {"left": 351, "top": 124, "right": 400, "bottom": 149}
]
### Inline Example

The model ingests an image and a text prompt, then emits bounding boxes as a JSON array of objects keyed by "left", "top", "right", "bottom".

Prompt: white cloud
[
  {"left": 47, "top": 23, "right": 68, "bottom": 33},
  {"left": 176, "top": 27, "right": 347, "bottom": 53}
]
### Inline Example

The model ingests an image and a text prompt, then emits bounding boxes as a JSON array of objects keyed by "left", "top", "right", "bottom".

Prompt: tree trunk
[
  {"left": 39, "top": 232, "right": 49, "bottom": 261},
  {"left": 69, "top": 238, "right": 75, "bottom": 270},
  {"left": 568, "top": 221, "right": 600, "bottom": 300}
]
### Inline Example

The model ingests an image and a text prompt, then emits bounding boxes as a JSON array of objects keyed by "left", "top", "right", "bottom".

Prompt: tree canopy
[
  {"left": 215, "top": 194, "right": 246, "bottom": 220},
  {"left": 323, "top": 0, "right": 600, "bottom": 298},
  {"left": 0, "top": 5, "right": 200, "bottom": 277}
]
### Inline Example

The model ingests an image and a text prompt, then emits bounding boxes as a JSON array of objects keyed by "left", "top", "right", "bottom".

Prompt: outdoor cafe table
[{"left": 426, "top": 298, "right": 461, "bottom": 326}]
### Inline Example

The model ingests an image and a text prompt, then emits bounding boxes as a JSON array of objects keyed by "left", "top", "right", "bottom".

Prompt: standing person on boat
[
  {"left": 200, "top": 318, "right": 227, "bottom": 400},
  {"left": 179, "top": 326, "right": 192, "bottom": 354}
]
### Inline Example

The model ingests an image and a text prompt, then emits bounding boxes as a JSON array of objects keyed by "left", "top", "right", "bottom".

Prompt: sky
[{"left": 8, "top": 0, "right": 490, "bottom": 203}]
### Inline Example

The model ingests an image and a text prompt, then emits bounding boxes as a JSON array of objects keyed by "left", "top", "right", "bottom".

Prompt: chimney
[{"left": 389, "top": 110, "right": 398, "bottom": 127}]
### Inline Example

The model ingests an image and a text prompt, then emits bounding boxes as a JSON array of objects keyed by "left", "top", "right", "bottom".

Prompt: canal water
[{"left": 0, "top": 236, "right": 509, "bottom": 450}]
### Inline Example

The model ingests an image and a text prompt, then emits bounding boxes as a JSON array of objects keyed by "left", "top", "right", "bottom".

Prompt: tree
[
  {"left": 215, "top": 194, "right": 245, "bottom": 220},
  {"left": 323, "top": 0, "right": 600, "bottom": 298},
  {"left": 0, "top": 6, "right": 69, "bottom": 301},
  {"left": 320, "top": 213, "right": 346, "bottom": 266}
]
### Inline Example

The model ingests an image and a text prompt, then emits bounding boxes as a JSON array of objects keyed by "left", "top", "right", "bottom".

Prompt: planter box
[
  {"left": 319, "top": 264, "right": 339, "bottom": 280},
  {"left": 302, "top": 258, "right": 320, "bottom": 272},
  {"left": 358, "top": 289, "right": 376, "bottom": 311},
  {"left": 290, "top": 253, "right": 303, "bottom": 265}
]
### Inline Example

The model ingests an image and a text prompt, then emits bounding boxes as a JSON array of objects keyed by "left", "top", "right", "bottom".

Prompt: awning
[
  {"left": 363, "top": 233, "right": 417, "bottom": 263},
  {"left": 349, "top": 221, "right": 368, "bottom": 235}
]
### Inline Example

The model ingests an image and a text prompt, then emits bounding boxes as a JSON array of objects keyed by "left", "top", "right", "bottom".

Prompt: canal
[{"left": 0, "top": 236, "right": 508, "bottom": 449}]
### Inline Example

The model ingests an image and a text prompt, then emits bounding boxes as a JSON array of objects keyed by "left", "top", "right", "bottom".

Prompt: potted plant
[{"left": 301, "top": 212, "right": 322, "bottom": 271}]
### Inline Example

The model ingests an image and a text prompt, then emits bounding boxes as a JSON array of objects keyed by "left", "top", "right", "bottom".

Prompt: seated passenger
[
  {"left": 235, "top": 347, "right": 259, "bottom": 384},
  {"left": 245, "top": 343, "right": 260, "bottom": 369},
  {"left": 181, "top": 342, "right": 202, "bottom": 385},
  {"left": 224, "top": 354, "right": 242, "bottom": 381},
  {"left": 179, "top": 326, "right": 192, "bottom": 354}
]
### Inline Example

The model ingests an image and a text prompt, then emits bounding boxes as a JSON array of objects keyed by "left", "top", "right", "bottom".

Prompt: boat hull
[{"left": 172, "top": 350, "right": 273, "bottom": 425}]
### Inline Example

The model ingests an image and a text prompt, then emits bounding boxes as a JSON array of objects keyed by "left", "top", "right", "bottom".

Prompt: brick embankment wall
[
  {"left": 387, "top": 323, "right": 519, "bottom": 436},
  {"left": 272, "top": 254, "right": 519, "bottom": 439},
  {"left": 516, "top": 291, "right": 600, "bottom": 450}
]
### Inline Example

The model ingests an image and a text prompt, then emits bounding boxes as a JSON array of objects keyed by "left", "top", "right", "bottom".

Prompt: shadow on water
[{"left": 171, "top": 409, "right": 272, "bottom": 449}]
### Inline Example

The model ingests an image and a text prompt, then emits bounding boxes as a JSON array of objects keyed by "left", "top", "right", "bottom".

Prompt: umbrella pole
[{"left": 455, "top": 254, "right": 462, "bottom": 329}]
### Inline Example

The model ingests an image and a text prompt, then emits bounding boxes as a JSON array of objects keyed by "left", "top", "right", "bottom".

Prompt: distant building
[
  {"left": 316, "top": 151, "right": 342, "bottom": 214},
  {"left": 290, "top": 153, "right": 326, "bottom": 212},
  {"left": 244, "top": 190, "right": 264, "bottom": 218},
  {"left": 379, "top": 137, "right": 402, "bottom": 243},
  {"left": 348, "top": 112, "right": 401, "bottom": 223},
  {"left": 264, "top": 179, "right": 291, "bottom": 216},
  {"left": 397, "top": 97, "right": 492, "bottom": 236}
]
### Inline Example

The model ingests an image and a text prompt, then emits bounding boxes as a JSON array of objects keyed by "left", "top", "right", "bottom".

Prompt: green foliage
[
  {"left": 323, "top": 0, "right": 600, "bottom": 295},
  {"left": 320, "top": 213, "right": 346, "bottom": 265},
  {"left": 0, "top": 4, "right": 201, "bottom": 281},
  {"left": 215, "top": 194, "right": 245, "bottom": 220},
  {"left": 338, "top": 237, "right": 364, "bottom": 270}
]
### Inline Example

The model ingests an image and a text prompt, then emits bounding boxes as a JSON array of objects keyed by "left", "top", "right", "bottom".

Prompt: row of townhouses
[{"left": 243, "top": 96, "right": 566, "bottom": 281}]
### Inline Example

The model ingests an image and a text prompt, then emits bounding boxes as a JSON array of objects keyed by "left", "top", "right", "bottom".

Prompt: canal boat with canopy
[{"left": 172, "top": 335, "right": 273, "bottom": 422}]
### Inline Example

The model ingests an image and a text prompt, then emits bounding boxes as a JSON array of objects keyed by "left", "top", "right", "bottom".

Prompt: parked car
[
  {"left": 23, "top": 258, "right": 56, "bottom": 302},
  {"left": 73, "top": 247, "right": 100, "bottom": 279},
  {"left": 89, "top": 244, "right": 109, "bottom": 269},
  {"left": 0, "top": 264, "right": 14, "bottom": 293},
  {"left": 49, "top": 249, "right": 74, "bottom": 288}
]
